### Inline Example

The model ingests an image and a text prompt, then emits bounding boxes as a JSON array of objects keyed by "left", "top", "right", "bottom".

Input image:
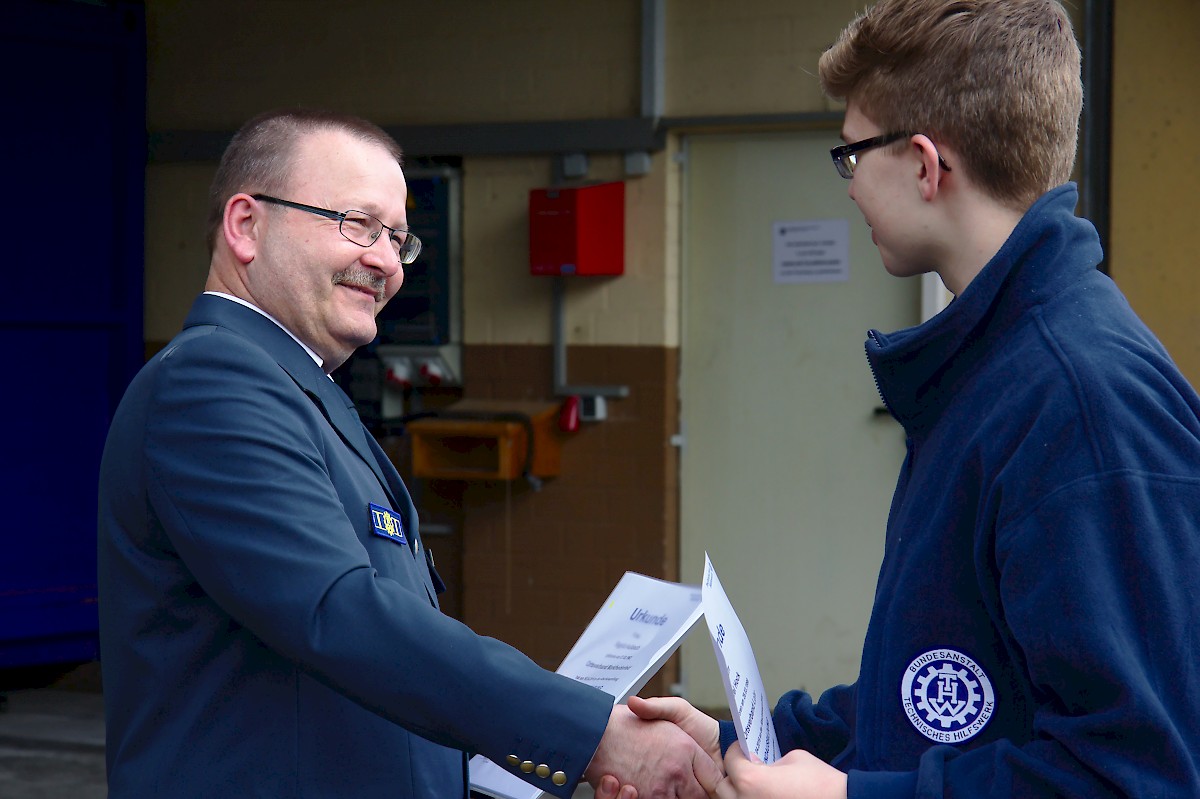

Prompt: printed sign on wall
[{"left": 772, "top": 218, "right": 850, "bottom": 284}]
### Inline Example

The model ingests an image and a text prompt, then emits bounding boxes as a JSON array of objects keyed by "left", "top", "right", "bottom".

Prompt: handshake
[{"left": 585, "top": 696, "right": 846, "bottom": 799}]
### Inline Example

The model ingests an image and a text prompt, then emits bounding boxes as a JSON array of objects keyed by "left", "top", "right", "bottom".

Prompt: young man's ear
[
  {"left": 222, "top": 194, "right": 261, "bottom": 265},
  {"left": 911, "top": 134, "right": 949, "bottom": 202}
]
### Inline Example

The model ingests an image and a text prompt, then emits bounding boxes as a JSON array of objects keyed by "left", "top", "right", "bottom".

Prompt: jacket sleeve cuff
[
  {"left": 717, "top": 720, "right": 738, "bottom": 757},
  {"left": 846, "top": 769, "right": 917, "bottom": 799}
]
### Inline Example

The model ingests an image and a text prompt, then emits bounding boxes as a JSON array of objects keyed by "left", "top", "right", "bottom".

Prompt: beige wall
[
  {"left": 143, "top": 1, "right": 860, "bottom": 346},
  {"left": 665, "top": 1, "right": 858, "bottom": 117},
  {"left": 146, "top": 0, "right": 859, "bottom": 130},
  {"left": 146, "top": 0, "right": 641, "bottom": 130},
  {"left": 137, "top": 0, "right": 1200, "bottom": 706},
  {"left": 1110, "top": 0, "right": 1200, "bottom": 384},
  {"left": 460, "top": 150, "right": 676, "bottom": 347},
  {"left": 143, "top": 0, "right": 1200, "bottom": 371},
  {"left": 145, "top": 0, "right": 645, "bottom": 343}
]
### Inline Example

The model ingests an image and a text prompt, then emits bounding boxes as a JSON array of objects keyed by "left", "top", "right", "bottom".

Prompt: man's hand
[
  {"left": 584, "top": 703, "right": 722, "bottom": 799},
  {"left": 707, "top": 745, "right": 847, "bottom": 799},
  {"left": 594, "top": 774, "right": 638, "bottom": 799},
  {"left": 626, "top": 695, "right": 721, "bottom": 765},
  {"left": 593, "top": 696, "right": 723, "bottom": 799}
]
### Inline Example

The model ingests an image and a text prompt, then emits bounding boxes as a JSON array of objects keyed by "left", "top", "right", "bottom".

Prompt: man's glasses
[
  {"left": 252, "top": 194, "right": 422, "bottom": 264},
  {"left": 830, "top": 132, "right": 952, "bottom": 179}
]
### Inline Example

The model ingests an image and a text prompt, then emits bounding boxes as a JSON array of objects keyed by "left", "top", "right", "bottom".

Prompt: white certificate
[
  {"left": 469, "top": 571, "right": 704, "bottom": 799},
  {"left": 702, "top": 552, "right": 780, "bottom": 764}
]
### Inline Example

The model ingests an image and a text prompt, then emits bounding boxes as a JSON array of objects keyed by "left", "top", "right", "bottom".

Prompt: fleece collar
[{"left": 865, "top": 183, "right": 1105, "bottom": 433}]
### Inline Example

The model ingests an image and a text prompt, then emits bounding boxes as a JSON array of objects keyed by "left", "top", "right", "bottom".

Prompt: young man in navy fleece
[{"left": 599, "top": 1, "right": 1200, "bottom": 797}]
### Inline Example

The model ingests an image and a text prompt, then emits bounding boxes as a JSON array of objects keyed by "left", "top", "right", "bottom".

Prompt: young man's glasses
[
  {"left": 830, "top": 132, "right": 952, "bottom": 179},
  {"left": 252, "top": 194, "right": 423, "bottom": 265}
]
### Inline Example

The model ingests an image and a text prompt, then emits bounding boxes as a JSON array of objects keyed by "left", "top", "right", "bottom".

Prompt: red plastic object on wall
[
  {"left": 558, "top": 395, "right": 581, "bottom": 433},
  {"left": 529, "top": 181, "right": 625, "bottom": 276}
]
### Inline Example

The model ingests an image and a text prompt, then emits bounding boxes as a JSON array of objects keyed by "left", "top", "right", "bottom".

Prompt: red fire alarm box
[{"left": 529, "top": 181, "right": 625, "bottom": 276}]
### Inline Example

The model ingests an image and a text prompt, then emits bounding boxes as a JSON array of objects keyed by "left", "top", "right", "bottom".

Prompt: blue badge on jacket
[
  {"left": 369, "top": 503, "right": 407, "bottom": 545},
  {"left": 900, "top": 648, "right": 995, "bottom": 744}
]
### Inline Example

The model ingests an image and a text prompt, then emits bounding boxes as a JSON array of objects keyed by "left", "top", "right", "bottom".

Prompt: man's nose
[{"left": 360, "top": 236, "right": 402, "bottom": 278}]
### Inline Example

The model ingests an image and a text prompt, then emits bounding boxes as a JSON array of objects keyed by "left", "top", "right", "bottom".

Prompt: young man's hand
[
  {"left": 594, "top": 696, "right": 848, "bottom": 799},
  {"left": 709, "top": 745, "right": 847, "bottom": 799}
]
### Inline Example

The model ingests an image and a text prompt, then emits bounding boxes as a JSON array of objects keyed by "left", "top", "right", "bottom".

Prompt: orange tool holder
[{"left": 406, "top": 400, "right": 565, "bottom": 481}]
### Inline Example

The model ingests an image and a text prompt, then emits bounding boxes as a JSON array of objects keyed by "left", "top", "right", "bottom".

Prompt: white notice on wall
[{"left": 772, "top": 218, "right": 850, "bottom": 284}]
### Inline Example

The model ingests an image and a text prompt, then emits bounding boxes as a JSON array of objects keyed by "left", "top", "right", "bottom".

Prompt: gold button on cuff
[
  {"left": 506, "top": 755, "right": 520, "bottom": 768},
  {"left": 552, "top": 771, "right": 568, "bottom": 786},
  {"left": 535, "top": 764, "right": 550, "bottom": 779},
  {"left": 521, "top": 760, "right": 535, "bottom": 773}
]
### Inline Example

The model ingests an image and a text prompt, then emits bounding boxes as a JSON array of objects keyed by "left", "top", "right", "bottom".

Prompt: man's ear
[
  {"left": 911, "top": 134, "right": 949, "bottom": 202},
  {"left": 222, "top": 193, "right": 261, "bottom": 265}
]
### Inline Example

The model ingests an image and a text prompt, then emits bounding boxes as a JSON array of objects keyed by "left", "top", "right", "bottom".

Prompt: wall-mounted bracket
[{"left": 552, "top": 276, "right": 630, "bottom": 401}]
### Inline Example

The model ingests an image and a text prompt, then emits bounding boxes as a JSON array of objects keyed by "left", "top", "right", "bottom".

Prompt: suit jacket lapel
[
  {"left": 182, "top": 294, "right": 406, "bottom": 512},
  {"left": 362, "top": 430, "right": 418, "bottom": 528},
  {"left": 323, "top": 381, "right": 421, "bottom": 560},
  {"left": 326, "top": 380, "right": 416, "bottom": 519}
]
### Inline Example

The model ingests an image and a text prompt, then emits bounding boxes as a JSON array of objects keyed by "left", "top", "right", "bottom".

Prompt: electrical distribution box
[{"left": 529, "top": 181, "right": 625, "bottom": 276}]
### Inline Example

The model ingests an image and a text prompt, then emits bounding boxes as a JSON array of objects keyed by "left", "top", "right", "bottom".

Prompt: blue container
[{"left": 0, "top": 0, "right": 145, "bottom": 668}]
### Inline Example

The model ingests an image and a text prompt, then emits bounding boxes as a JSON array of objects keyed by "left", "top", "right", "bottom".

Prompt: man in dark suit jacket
[{"left": 97, "top": 109, "right": 716, "bottom": 799}]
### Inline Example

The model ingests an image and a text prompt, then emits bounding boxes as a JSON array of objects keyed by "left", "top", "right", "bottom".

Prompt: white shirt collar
[{"left": 203, "top": 291, "right": 325, "bottom": 371}]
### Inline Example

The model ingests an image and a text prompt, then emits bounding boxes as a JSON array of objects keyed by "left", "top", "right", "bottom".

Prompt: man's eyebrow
[{"left": 354, "top": 201, "right": 407, "bottom": 227}]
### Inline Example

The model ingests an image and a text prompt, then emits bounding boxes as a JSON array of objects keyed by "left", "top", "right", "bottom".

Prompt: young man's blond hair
[{"left": 819, "top": 0, "right": 1081, "bottom": 210}]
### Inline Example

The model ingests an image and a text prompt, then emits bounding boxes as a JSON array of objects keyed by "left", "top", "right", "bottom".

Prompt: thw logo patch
[
  {"left": 900, "top": 649, "right": 995, "bottom": 744},
  {"left": 369, "top": 503, "right": 407, "bottom": 546}
]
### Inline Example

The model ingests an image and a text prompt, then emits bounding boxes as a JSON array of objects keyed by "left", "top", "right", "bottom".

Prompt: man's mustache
[{"left": 333, "top": 268, "right": 386, "bottom": 302}]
